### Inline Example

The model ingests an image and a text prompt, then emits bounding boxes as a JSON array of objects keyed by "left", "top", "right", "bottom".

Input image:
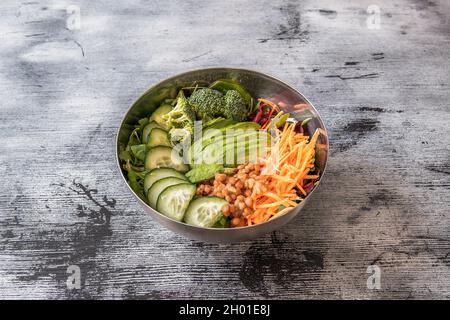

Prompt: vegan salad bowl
[{"left": 116, "top": 68, "right": 328, "bottom": 243}]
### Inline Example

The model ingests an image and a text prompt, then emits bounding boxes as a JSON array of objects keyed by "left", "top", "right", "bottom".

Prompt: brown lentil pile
[{"left": 196, "top": 161, "right": 269, "bottom": 227}]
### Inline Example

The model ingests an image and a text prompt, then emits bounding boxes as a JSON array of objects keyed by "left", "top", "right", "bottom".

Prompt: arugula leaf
[
  {"left": 128, "top": 128, "right": 141, "bottom": 146},
  {"left": 213, "top": 215, "right": 230, "bottom": 228},
  {"left": 127, "top": 170, "right": 146, "bottom": 201},
  {"left": 119, "top": 149, "right": 132, "bottom": 162},
  {"left": 138, "top": 117, "right": 149, "bottom": 128},
  {"left": 130, "top": 144, "right": 148, "bottom": 162},
  {"left": 185, "top": 164, "right": 223, "bottom": 183}
]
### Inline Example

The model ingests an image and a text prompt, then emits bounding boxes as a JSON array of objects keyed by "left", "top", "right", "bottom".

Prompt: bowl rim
[{"left": 116, "top": 66, "right": 329, "bottom": 231}]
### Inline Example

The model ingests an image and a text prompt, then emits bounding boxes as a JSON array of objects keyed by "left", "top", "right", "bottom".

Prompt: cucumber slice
[
  {"left": 145, "top": 146, "right": 189, "bottom": 172},
  {"left": 147, "top": 128, "right": 170, "bottom": 147},
  {"left": 156, "top": 183, "right": 196, "bottom": 221},
  {"left": 149, "top": 104, "right": 172, "bottom": 128},
  {"left": 144, "top": 168, "right": 187, "bottom": 194},
  {"left": 147, "top": 177, "right": 187, "bottom": 208},
  {"left": 184, "top": 197, "right": 227, "bottom": 228},
  {"left": 142, "top": 121, "right": 164, "bottom": 144}
]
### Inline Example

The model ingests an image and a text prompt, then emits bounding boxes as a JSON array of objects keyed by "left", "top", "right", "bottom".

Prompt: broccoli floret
[
  {"left": 162, "top": 91, "right": 195, "bottom": 132},
  {"left": 189, "top": 88, "right": 248, "bottom": 122},
  {"left": 188, "top": 88, "right": 225, "bottom": 119},
  {"left": 223, "top": 90, "right": 247, "bottom": 121}
]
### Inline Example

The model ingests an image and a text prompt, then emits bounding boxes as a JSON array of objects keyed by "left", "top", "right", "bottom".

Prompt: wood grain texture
[{"left": 0, "top": 0, "right": 448, "bottom": 299}]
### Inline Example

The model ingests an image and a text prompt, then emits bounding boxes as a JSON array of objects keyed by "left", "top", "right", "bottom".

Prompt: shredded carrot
[
  {"left": 296, "top": 183, "right": 307, "bottom": 196},
  {"left": 258, "top": 98, "right": 280, "bottom": 112},
  {"left": 247, "top": 120, "right": 321, "bottom": 225},
  {"left": 271, "top": 174, "right": 295, "bottom": 183}
]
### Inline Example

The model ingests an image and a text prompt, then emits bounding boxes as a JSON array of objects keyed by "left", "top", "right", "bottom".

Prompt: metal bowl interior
[{"left": 116, "top": 68, "right": 329, "bottom": 243}]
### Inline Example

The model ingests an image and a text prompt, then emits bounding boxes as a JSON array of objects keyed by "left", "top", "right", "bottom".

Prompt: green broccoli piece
[
  {"left": 162, "top": 91, "right": 195, "bottom": 131},
  {"left": 223, "top": 90, "right": 247, "bottom": 121},
  {"left": 188, "top": 88, "right": 225, "bottom": 119},
  {"left": 188, "top": 88, "right": 248, "bottom": 122}
]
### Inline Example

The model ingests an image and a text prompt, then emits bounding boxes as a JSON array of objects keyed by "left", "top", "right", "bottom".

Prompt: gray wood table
[{"left": 0, "top": 0, "right": 448, "bottom": 299}]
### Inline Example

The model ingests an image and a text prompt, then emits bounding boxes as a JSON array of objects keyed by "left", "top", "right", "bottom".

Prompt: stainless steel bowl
[{"left": 116, "top": 68, "right": 329, "bottom": 243}]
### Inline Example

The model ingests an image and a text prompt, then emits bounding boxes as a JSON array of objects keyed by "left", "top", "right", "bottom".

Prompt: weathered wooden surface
[{"left": 0, "top": 0, "right": 448, "bottom": 299}]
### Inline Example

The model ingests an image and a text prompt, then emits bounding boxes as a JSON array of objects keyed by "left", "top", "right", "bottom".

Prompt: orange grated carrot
[
  {"left": 248, "top": 119, "right": 321, "bottom": 225},
  {"left": 258, "top": 98, "right": 280, "bottom": 112}
]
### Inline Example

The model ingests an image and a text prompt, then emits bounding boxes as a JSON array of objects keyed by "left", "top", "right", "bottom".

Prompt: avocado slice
[
  {"left": 200, "top": 131, "right": 271, "bottom": 166},
  {"left": 202, "top": 122, "right": 260, "bottom": 141},
  {"left": 189, "top": 122, "right": 261, "bottom": 164},
  {"left": 201, "top": 122, "right": 261, "bottom": 147},
  {"left": 202, "top": 118, "right": 236, "bottom": 131}
]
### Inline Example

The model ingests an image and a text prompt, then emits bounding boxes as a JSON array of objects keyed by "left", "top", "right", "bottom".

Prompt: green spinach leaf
[{"left": 130, "top": 144, "right": 148, "bottom": 162}]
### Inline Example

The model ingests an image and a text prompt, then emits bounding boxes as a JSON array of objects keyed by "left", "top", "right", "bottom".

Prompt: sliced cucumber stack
[
  {"left": 144, "top": 168, "right": 188, "bottom": 194},
  {"left": 147, "top": 177, "right": 187, "bottom": 208},
  {"left": 142, "top": 121, "right": 164, "bottom": 144},
  {"left": 156, "top": 183, "right": 196, "bottom": 221},
  {"left": 145, "top": 146, "right": 189, "bottom": 172},
  {"left": 184, "top": 197, "right": 227, "bottom": 228},
  {"left": 147, "top": 128, "right": 171, "bottom": 147},
  {"left": 149, "top": 104, "right": 172, "bottom": 129}
]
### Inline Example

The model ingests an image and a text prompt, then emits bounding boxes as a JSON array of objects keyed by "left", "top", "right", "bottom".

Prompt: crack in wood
[{"left": 325, "top": 73, "right": 379, "bottom": 80}]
